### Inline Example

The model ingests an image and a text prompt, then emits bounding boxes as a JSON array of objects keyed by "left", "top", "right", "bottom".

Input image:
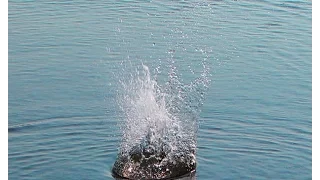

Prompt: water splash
[{"left": 113, "top": 59, "right": 210, "bottom": 179}]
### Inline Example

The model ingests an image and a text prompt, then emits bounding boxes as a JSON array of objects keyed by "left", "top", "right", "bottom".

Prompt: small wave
[{"left": 8, "top": 115, "right": 106, "bottom": 133}]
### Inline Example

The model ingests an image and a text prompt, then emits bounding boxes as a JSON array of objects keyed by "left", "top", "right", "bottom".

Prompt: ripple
[
  {"left": 9, "top": 115, "right": 120, "bottom": 179},
  {"left": 8, "top": 115, "right": 109, "bottom": 133}
]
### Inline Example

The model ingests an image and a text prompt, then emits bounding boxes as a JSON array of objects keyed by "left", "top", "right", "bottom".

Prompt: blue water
[{"left": 9, "top": 0, "right": 311, "bottom": 179}]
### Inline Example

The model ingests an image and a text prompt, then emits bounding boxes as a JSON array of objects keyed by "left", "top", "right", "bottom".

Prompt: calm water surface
[{"left": 9, "top": 0, "right": 311, "bottom": 179}]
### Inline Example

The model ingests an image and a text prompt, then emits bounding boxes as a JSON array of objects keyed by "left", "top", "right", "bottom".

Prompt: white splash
[{"left": 116, "top": 60, "right": 210, "bottom": 159}]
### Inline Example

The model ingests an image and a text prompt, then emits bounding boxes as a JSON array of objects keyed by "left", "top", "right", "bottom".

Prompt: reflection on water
[{"left": 113, "top": 170, "right": 196, "bottom": 180}]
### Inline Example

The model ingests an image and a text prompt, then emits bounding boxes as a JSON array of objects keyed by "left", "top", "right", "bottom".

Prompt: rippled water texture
[{"left": 9, "top": 0, "right": 311, "bottom": 179}]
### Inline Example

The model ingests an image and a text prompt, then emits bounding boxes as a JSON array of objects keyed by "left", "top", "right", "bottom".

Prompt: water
[{"left": 9, "top": 0, "right": 311, "bottom": 179}]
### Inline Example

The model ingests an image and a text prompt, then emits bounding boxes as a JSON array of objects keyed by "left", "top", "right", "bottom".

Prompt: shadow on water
[{"left": 112, "top": 170, "right": 196, "bottom": 180}]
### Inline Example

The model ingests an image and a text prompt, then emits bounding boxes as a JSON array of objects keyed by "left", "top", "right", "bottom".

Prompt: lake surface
[{"left": 9, "top": 0, "right": 311, "bottom": 179}]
